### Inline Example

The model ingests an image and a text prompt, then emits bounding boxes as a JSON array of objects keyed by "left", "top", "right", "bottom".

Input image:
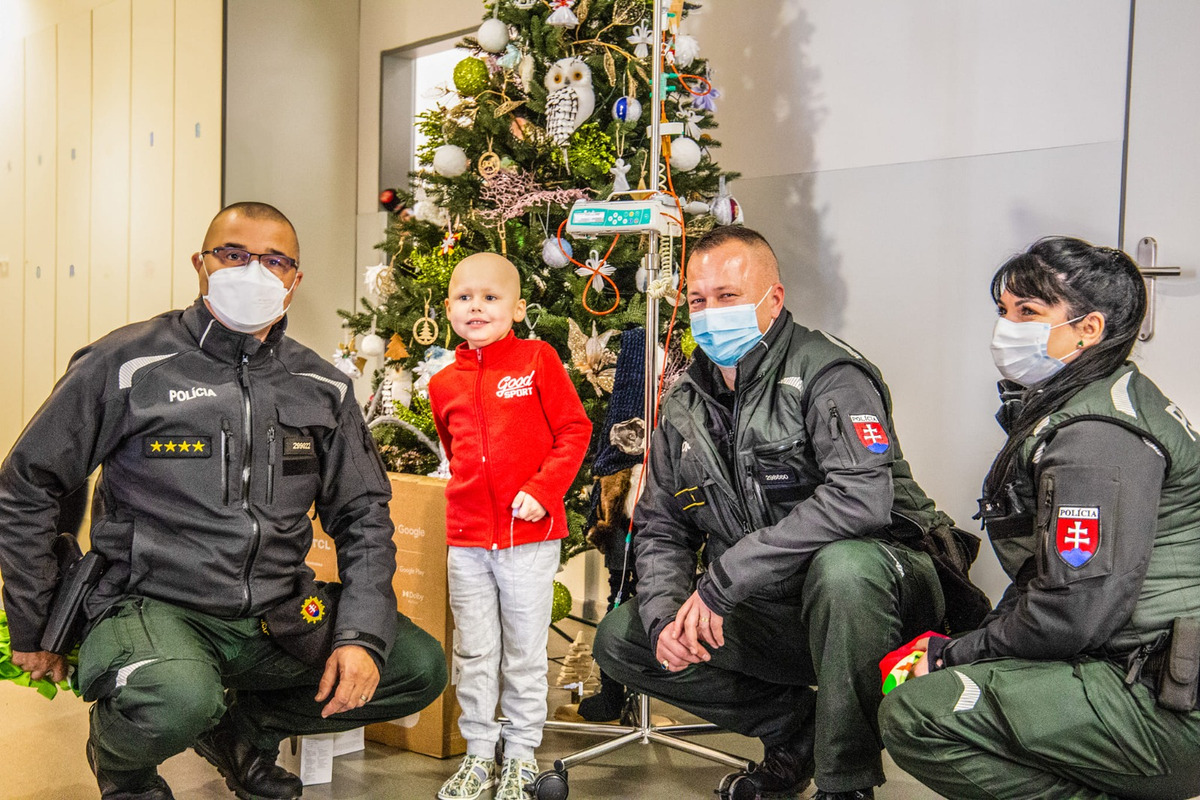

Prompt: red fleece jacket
[{"left": 429, "top": 332, "right": 592, "bottom": 549}]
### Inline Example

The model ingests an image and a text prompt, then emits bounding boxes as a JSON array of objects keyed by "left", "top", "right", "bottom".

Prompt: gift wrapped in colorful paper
[
  {"left": 879, "top": 630, "right": 949, "bottom": 696},
  {"left": 0, "top": 609, "right": 78, "bottom": 699}
]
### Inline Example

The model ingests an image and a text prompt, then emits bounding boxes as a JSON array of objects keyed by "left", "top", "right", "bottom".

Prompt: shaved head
[
  {"left": 690, "top": 226, "right": 779, "bottom": 283},
  {"left": 204, "top": 202, "right": 298, "bottom": 255},
  {"left": 450, "top": 252, "right": 522, "bottom": 296}
]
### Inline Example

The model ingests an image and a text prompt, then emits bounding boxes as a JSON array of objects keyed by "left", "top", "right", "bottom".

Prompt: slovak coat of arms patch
[
  {"left": 1055, "top": 506, "right": 1100, "bottom": 568},
  {"left": 849, "top": 414, "right": 890, "bottom": 454}
]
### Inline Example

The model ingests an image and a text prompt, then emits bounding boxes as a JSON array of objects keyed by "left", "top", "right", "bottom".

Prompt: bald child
[{"left": 428, "top": 253, "right": 592, "bottom": 800}]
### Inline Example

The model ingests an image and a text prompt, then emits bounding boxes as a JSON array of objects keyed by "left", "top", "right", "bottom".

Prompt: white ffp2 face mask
[
  {"left": 204, "top": 260, "right": 297, "bottom": 334},
  {"left": 989, "top": 316, "right": 1081, "bottom": 386}
]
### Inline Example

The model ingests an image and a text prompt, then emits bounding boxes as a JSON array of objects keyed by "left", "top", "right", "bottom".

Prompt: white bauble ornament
[
  {"left": 711, "top": 175, "right": 745, "bottom": 225},
  {"left": 612, "top": 96, "right": 642, "bottom": 123},
  {"left": 673, "top": 35, "right": 700, "bottom": 68},
  {"left": 477, "top": 18, "right": 510, "bottom": 53},
  {"left": 669, "top": 136, "right": 702, "bottom": 171},
  {"left": 359, "top": 333, "right": 386, "bottom": 358},
  {"left": 542, "top": 237, "right": 574, "bottom": 268},
  {"left": 683, "top": 200, "right": 711, "bottom": 216},
  {"left": 433, "top": 145, "right": 469, "bottom": 177}
]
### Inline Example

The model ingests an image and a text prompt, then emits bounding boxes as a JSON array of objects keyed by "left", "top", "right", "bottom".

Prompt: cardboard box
[{"left": 306, "top": 473, "right": 465, "bottom": 759}]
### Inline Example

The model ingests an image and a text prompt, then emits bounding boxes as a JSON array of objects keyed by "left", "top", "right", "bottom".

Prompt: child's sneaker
[
  {"left": 494, "top": 757, "right": 539, "bottom": 800},
  {"left": 437, "top": 754, "right": 495, "bottom": 800}
]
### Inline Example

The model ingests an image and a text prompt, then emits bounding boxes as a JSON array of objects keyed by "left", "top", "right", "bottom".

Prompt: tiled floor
[{"left": 1, "top": 617, "right": 942, "bottom": 800}]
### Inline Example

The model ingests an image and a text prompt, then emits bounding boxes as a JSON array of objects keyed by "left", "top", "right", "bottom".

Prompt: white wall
[
  {"left": 224, "top": 0, "right": 362, "bottom": 356},
  {"left": 1123, "top": 0, "right": 1200, "bottom": 416},
  {"left": 688, "top": 0, "right": 1131, "bottom": 600}
]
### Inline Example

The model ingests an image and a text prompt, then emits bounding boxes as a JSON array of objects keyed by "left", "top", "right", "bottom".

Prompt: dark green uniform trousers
[
  {"left": 595, "top": 538, "right": 943, "bottom": 793},
  {"left": 879, "top": 658, "right": 1200, "bottom": 800},
  {"left": 77, "top": 596, "right": 447, "bottom": 784}
]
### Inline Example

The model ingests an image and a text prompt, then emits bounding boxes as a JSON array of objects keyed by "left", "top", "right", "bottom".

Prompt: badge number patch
[
  {"left": 1055, "top": 506, "right": 1100, "bottom": 568},
  {"left": 849, "top": 414, "right": 890, "bottom": 454}
]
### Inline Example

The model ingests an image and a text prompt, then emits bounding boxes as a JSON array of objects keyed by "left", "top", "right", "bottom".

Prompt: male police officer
[
  {"left": 594, "top": 226, "right": 953, "bottom": 799},
  {"left": 0, "top": 202, "right": 447, "bottom": 799}
]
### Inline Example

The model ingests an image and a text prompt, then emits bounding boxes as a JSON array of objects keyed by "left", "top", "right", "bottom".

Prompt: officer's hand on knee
[{"left": 315, "top": 645, "right": 380, "bottom": 718}]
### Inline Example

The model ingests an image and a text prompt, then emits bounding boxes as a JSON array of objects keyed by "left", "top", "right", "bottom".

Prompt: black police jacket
[{"left": 0, "top": 300, "right": 398, "bottom": 661}]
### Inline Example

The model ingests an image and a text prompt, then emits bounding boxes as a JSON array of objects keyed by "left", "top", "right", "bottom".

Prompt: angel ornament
[
  {"left": 627, "top": 21, "right": 654, "bottom": 59},
  {"left": 568, "top": 319, "right": 617, "bottom": 396},
  {"left": 610, "top": 158, "right": 631, "bottom": 194},
  {"left": 546, "top": 0, "right": 579, "bottom": 27},
  {"left": 576, "top": 249, "right": 616, "bottom": 293}
]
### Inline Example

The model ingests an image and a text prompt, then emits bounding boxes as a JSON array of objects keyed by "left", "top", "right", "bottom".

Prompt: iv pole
[{"left": 529, "top": 2, "right": 753, "bottom": 797}]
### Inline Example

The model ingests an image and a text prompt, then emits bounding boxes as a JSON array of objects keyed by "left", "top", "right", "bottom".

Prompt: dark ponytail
[{"left": 983, "top": 237, "right": 1146, "bottom": 500}]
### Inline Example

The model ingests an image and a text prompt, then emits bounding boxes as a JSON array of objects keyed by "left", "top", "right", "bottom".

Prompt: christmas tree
[{"left": 339, "top": 0, "right": 742, "bottom": 560}]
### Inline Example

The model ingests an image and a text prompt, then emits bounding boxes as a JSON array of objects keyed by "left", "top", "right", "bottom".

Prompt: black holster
[
  {"left": 40, "top": 534, "right": 108, "bottom": 654},
  {"left": 1155, "top": 618, "right": 1200, "bottom": 712}
]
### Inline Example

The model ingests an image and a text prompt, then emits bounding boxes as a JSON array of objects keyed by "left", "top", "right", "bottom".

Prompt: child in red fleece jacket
[{"left": 429, "top": 253, "right": 591, "bottom": 800}]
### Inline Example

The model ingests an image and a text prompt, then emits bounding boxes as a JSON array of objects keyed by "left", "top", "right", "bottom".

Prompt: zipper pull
[
  {"left": 827, "top": 399, "right": 842, "bottom": 440},
  {"left": 267, "top": 426, "right": 276, "bottom": 462},
  {"left": 239, "top": 353, "right": 250, "bottom": 384}
]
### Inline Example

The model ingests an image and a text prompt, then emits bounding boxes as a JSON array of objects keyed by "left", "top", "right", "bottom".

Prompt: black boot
[
  {"left": 813, "top": 789, "right": 875, "bottom": 800},
  {"left": 717, "top": 726, "right": 816, "bottom": 799},
  {"left": 192, "top": 714, "right": 302, "bottom": 800},
  {"left": 576, "top": 668, "right": 625, "bottom": 722},
  {"left": 87, "top": 737, "right": 175, "bottom": 800}
]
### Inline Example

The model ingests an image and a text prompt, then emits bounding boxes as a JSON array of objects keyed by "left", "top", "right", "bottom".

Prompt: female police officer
[{"left": 878, "top": 237, "right": 1200, "bottom": 799}]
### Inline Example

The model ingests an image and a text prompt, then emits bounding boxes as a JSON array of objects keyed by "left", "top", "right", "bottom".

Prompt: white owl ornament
[{"left": 544, "top": 58, "right": 595, "bottom": 148}]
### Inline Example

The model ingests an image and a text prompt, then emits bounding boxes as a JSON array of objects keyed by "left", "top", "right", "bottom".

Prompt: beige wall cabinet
[
  {"left": 172, "top": 0, "right": 223, "bottom": 310},
  {"left": 127, "top": 0, "right": 175, "bottom": 323},
  {"left": 56, "top": 13, "right": 92, "bottom": 374},
  {"left": 90, "top": 0, "right": 132, "bottom": 342},
  {"left": 0, "top": 41, "right": 27, "bottom": 454},
  {"left": 23, "top": 25, "right": 57, "bottom": 420},
  {"left": 1, "top": 0, "right": 223, "bottom": 463}
]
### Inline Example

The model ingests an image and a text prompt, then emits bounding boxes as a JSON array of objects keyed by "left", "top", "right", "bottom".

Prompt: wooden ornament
[
  {"left": 478, "top": 150, "right": 502, "bottom": 179},
  {"left": 385, "top": 334, "right": 409, "bottom": 360},
  {"left": 413, "top": 316, "right": 439, "bottom": 346},
  {"left": 413, "top": 291, "right": 440, "bottom": 346}
]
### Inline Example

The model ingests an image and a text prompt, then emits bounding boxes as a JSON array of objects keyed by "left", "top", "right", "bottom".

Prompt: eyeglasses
[{"left": 201, "top": 247, "right": 299, "bottom": 277}]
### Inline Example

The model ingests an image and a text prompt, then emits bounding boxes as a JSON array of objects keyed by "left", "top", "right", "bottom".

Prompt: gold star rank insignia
[{"left": 143, "top": 435, "right": 213, "bottom": 459}]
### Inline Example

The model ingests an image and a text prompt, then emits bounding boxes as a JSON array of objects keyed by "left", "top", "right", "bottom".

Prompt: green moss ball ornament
[
  {"left": 680, "top": 327, "right": 698, "bottom": 358},
  {"left": 551, "top": 581, "right": 572, "bottom": 623},
  {"left": 453, "top": 57, "right": 491, "bottom": 97}
]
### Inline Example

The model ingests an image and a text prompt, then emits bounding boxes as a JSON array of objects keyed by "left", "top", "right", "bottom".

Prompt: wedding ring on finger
[{"left": 360, "top": 694, "right": 369, "bottom": 703}]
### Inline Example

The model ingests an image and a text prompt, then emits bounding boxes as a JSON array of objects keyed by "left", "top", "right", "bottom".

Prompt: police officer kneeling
[
  {"left": 594, "top": 226, "right": 969, "bottom": 800},
  {"left": 0, "top": 202, "right": 447, "bottom": 800},
  {"left": 879, "top": 237, "right": 1200, "bottom": 800}
]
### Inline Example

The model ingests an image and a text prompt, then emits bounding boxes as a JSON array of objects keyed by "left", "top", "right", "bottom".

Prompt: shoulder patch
[
  {"left": 1111, "top": 371, "right": 1137, "bottom": 418},
  {"left": 119, "top": 353, "right": 177, "bottom": 389},
  {"left": 1055, "top": 506, "right": 1100, "bottom": 568},
  {"left": 849, "top": 414, "right": 890, "bottom": 454},
  {"left": 294, "top": 371, "right": 348, "bottom": 403},
  {"left": 818, "top": 330, "right": 863, "bottom": 360}
]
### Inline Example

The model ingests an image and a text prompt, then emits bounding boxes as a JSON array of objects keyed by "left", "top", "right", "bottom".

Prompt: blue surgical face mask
[{"left": 690, "top": 287, "right": 774, "bottom": 368}]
